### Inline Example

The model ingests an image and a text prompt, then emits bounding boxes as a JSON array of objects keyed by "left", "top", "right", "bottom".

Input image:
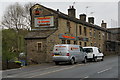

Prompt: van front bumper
[{"left": 53, "top": 56, "right": 70, "bottom": 62}]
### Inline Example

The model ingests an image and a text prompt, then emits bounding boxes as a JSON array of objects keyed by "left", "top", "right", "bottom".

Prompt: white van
[
  {"left": 83, "top": 47, "right": 104, "bottom": 61},
  {"left": 52, "top": 44, "right": 87, "bottom": 65}
]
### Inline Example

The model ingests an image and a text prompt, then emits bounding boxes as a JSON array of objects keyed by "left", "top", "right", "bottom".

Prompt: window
[
  {"left": 91, "top": 43, "right": 92, "bottom": 46},
  {"left": 67, "top": 21, "right": 70, "bottom": 33},
  {"left": 98, "top": 49, "right": 101, "bottom": 53},
  {"left": 62, "top": 40, "right": 66, "bottom": 44},
  {"left": 84, "top": 27, "right": 87, "bottom": 36},
  {"left": 99, "top": 32, "right": 101, "bottom": 40},
  {"left": 74, "top": 41, "right": 77, "bottom": 44},
  {"left": 94, "top": 30, "right": 96, "bottom": 38},
  {"left": 90, "top": 32, "right": 92, "bottom": 36},
  {"left": 89, "top": 28, "right": 92, "bottom": 36},
  {"left": 79, "top": 26, "right": 82, "bottom": 35},
  {"left": 67, "top": 40, "right": 70, "bottom": 44},
  {"left": 84, "top": 48, "right": 93, "bottom": 53},
  {"left": 84, "top": 42, "right": 87, "bottom": 46},
  {"left": 79, "top": 42, "right": 82, "bottom": 46},
  {"left": 99, "top": 44, "right": 101, "bottom": 47},
  {"left": 94, "top": 43, "right": 97, "bottom": 47},
  {"left": 37, "top": 42, "right": 42, "bottom": 51}
]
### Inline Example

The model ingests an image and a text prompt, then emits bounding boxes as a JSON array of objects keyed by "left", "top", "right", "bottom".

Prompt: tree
[
  {"left": 2, "top": 3, "right": 24, "bottom": 31},
  {"left": 23, "top": 2, "right": 35, "bottom": 30},
  {"left": 2, "top": 2, "right": 34, "bottom": 31},
  {"left": 1, "top": 2, "right": 34, "bottom": 69},
  {"left": 2, "top": 29, "right": 18, "bottom": 69}
]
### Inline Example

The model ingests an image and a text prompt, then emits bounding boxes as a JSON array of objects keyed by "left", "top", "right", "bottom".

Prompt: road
[{"left": 2, "top": 55, "right": 118, "bottom": 79}]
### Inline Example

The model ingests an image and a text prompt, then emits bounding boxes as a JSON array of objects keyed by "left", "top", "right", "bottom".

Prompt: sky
[{"left": 0, "top": 0, "right": 119, "bottom": 28}]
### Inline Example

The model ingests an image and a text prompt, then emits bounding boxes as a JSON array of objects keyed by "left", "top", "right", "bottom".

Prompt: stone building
[
  {"left": 105, "top": 28, "right": 120, "bottom": 54},
  {"left": 25, "top": 4, "right": 118, "bottom": 65}
]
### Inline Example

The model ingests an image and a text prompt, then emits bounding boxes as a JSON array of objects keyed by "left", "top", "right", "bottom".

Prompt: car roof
[
  {"left": 55, "top": 44, "right": 80, "bottom": 46},
  {"left": 83, "top": 46, "right": 98, "bottom": 49}
]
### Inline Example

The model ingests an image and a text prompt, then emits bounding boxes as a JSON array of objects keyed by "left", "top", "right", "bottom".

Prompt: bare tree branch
[{"left": 2, "top": 2, "right": 35, "bottom": 31}]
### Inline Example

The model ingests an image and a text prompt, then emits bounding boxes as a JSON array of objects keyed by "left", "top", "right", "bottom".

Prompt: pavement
[{"left": 2, "top": 55, "right": 119, "bottom": 79}]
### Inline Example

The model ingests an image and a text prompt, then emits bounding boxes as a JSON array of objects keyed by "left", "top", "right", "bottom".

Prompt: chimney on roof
[
  {"left": 68, "top": 6, "right": 76, "bottom": 18},
  {"left": 88, "top": 17, "right": 94, "bottom": 24},
  {"left": 57, "top": 9, "right": 59, "bottom": 12},
  {"left": 101, "top": 20, "right": 107, "bottom": 28},
  {"left": 79, "top": 14, "right": 86, "bottom": 21}
]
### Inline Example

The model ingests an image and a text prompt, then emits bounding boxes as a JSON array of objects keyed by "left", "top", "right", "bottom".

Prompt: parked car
[
  {"left": 83, "top": 47, "right": 104, "bottom": 62},
  {"left": 52, "top": 44, "right": 87, "bottom": 65}
]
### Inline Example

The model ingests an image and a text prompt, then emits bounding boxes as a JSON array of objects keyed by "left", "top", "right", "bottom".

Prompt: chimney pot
[
  {"left": 88, "top": 17, "right": 94, "bottom": 24},
  {"left": 72, "top": 6, "right": 74, "bottom": 8},
  {"left": 57, "top": 9, "right": 59, "bottom": 12},
  {"left": 102, "top": 20, "right": 104, "bottom": 23},
  {"left": 80, "top": 14, "right": 86, "bottom": 21},
  {"left": 68, "top": 6, "right": 76, "bottom": 18},
  {"left": 101, "top": 20, "right": 107, "bottom": 28}
]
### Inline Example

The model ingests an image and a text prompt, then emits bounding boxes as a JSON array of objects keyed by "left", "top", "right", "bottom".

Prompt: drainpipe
[{"left": 76, "top": 23, "right": 78, "bottom": 44}]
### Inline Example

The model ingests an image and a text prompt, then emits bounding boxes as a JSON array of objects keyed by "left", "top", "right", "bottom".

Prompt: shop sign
[
  {"left": 34, "top": 16, "right": 54, "bottom": 27},
  {"left": 32, "top": 4, "right": 43, "bottom": 15},
  {"left": 59, "top": 33, "right": 77, "bottom": 40}
]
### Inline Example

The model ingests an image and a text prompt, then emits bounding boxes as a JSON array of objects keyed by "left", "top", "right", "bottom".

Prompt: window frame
[
  {"left": 61, "top": 39, "right": 66, "bottom": 44},
  {"left": 67, "top": 40, "right": 70, "bottom": 44},
  {"left": 79, "top": 26, "right": 82, "bottom": 35},
  {"left": 37, "top": 42, "right": 42, "bottom": 52}
]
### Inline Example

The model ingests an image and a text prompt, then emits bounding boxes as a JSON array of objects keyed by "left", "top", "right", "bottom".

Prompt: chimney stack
[
  {"left": 79, "top": 14, "right": 86, "bottom": 21},
  {"left": 101, "top": 20, "right": 107, "bottom": 28},
  {"left": 88, "top": 17, "right": 94, "bottom": 24},
  {"left": 68, "top": 6, "right": 76, "bottom": 18}
]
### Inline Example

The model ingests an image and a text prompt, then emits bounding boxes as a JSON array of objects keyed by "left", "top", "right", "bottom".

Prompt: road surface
[{"left": 2, "top": 55, "right": 118, "bottom": 79}]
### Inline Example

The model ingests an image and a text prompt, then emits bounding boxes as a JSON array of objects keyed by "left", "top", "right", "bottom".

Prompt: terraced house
[{"left": 25, "top": 4, "right": 119, "bottom": 65}]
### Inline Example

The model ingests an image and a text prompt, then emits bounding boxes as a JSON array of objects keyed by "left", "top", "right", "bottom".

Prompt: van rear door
[{"left": 53, "top": 45, "right": 68, "bottom": 56}]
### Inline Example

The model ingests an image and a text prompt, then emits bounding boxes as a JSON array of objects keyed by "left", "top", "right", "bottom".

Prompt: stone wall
[{"left": 26, "top": 39, "right": 47, "bottom": 64}]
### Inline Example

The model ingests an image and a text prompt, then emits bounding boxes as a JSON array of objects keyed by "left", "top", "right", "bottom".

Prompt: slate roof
[
  {"left": 107, "top": 28, "right": 120, "bottom": 34},
  {"left": 38, "top": 4, "right": 110, "bottom": 32},
  {"left": 25, "top": 30, "right": 56, "bottom": 39},
  {"left": 26, "top": 4, "right": 113, "bottom": 39}
]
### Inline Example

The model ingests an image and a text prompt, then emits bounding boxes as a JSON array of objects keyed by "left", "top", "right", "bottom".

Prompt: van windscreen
[{"left": 83, "top": 48, "right": 93, "bottom": 53}]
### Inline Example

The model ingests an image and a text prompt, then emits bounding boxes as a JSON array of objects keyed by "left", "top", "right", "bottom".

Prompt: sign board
[
  {"left": 34, "top": 16, "right": 54, "bottom": 27},
  {"left": 59, "top": 33, "right": 78, "bottom": 40}
]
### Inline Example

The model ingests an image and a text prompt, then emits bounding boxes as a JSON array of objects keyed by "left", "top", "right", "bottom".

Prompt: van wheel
[
  {"left": 93, "top": 57, "right": 97, "bottom": 62},
  {"left": 55, "top": 62, "right": 59, "bottom": 65},
  {"left": 101, "top": 56, "right": 104, "bottom": 61},
  {"left": 83, "top": 57, "right": 87, "bottom": 63},
  {"left": 70, "top": 58, "right": 75, "bottom": 65}
]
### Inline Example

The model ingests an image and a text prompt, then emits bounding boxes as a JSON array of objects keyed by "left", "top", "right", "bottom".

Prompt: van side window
[{"left": 98, "top": 49, "right": 101, "bottom": 53}]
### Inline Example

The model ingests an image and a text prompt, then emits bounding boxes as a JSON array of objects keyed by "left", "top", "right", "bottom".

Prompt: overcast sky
[{"left": 0, "top": 0, "right": 119, "bottom": 28}]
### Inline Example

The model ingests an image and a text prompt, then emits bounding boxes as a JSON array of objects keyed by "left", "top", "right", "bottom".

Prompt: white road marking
[
  {"left": 8, "top": 66, "right": 59, "bottom": 77},
  {"left": 6, "top": 76, "right": 14, "bottom": 78},
  {"left": 28, "top": 64, "right": 84, "bottom": 78},
  {"left": 84, "top": 76, "right": 89, "bottom": 78},
  {"left": 4, "top": 63, "right": 87, "bottom": 78},
  {"left": 2, "top": 68, "right": 22, "bottom": 72},
  {"left": 97, "top": 67, "right": 112, "bottom": 74}
]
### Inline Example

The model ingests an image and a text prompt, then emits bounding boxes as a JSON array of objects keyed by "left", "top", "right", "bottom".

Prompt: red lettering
[
  {"left": 41, "top": 21, "right": 50, "bottom": 23},
  {"left": 62, "top": 35, "right": 75, "bottom": 39},
  {"left": 37, "top": 17, "right": 50, "bottom": 20},
  {"left": 38, "top": 21, "right": 41, "bottom": 23}
]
